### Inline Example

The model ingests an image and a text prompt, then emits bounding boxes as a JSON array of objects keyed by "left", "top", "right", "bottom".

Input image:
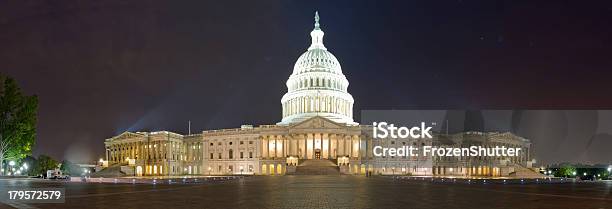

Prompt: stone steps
[
  {"left": 291, "top": 160, "right": 340, "bottom": 175},
  {"left": 509, "top": 163, "right": 547, "bottom": 178}
]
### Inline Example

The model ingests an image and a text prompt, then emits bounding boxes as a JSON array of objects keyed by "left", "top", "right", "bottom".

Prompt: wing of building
[{"left": 102, "top": 12, "right": 541, "bottom": 178}]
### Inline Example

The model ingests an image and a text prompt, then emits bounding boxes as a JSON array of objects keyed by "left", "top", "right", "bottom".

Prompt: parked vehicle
[{"left": 46, "top": 169, "right": 69, "bottom": 179}]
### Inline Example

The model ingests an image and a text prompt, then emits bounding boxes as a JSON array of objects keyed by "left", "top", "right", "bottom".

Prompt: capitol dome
[
  {"left": 278, "top": 12, "right": 357, "bottom": 125},
  {"left": 292, "top": 48, "right": 342, "bottom": 75}
]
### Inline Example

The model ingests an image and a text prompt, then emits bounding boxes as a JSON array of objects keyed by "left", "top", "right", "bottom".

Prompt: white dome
[
  {"left": 293, "top": 48, "right": 343, "bottom": 75},
  {"left": 278, "top": 12, "right": 357, "bottom": 126}
]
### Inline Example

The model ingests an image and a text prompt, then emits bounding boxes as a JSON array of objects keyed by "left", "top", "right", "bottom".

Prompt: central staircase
[
  {"left": 508, "top": 163, "right": 548, "bottom": 178},
  {"left": 291, "top": 159, "right": 340, "bottom": 175}
]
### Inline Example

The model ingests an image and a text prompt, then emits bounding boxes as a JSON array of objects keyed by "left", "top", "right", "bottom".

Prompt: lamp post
[{"left": 8, "top": 161, "right": 15, "bottom": 176}]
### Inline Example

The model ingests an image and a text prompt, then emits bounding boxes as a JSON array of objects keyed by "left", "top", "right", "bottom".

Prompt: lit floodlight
[{"left": 9, "top": 161, "right": 15, "bottom": 166}]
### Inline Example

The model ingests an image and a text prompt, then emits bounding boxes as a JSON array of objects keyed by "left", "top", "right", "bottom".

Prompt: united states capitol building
[{"left": 102, "top": 12, "right": 540, "bottom": 178}]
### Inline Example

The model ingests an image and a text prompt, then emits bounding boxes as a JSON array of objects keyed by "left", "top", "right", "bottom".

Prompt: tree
[
  {"left": 60, "top": 160, "right": 81, "bottom": 176},
  {"left": 35, "top": 155, "right": 58, "bottom": 177},
  {"left": 558, "top": 164, "right": 577, "bottom": 177},
  {"left": 0, "top": 74, "right": 38, "bottom": 175},
  {"left": 22, "top": 155, "right": 38, "bottom": 176}
]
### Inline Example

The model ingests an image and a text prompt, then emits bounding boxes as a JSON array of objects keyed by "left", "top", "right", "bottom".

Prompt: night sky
[{"left": 1, "top": 1, "right": 612, "bottom": 163}]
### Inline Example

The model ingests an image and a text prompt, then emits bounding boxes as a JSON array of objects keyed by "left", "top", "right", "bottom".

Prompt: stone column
[
  {"left": 263, "top": 136, "right": 268, "bottom": 159},
  {"left": 285, "top": 134, "right": 293, "bottom": 157},
  {"left": 274, "top": 135, "right": 278, "bottom": 158},
  {"left": 327, "top": 133, "right": 331, "bottom": 159},
  {"left": 312, "top": 133, "right": 315, "bottom": 158},
  {"left": 349, "top": 136, "right": 353, "bottom": 158},
  {"left": 335, "top": 134, "right": 339, "bottom": 158},
  {"left": 357, "top": 135, "right": 362, "bottom": 159}
]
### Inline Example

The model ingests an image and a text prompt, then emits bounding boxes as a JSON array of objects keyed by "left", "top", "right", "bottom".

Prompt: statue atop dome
[
  {"left": 309, "top": 11, "right": 326, "bottom": 51},
  {"left": 314, "top": 11, "right": 320, "bottom": 29}
]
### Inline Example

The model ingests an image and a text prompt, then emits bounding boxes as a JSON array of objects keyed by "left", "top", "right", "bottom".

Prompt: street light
[{"left": 9, "top": 161, "right": 16, "bottom": 176}]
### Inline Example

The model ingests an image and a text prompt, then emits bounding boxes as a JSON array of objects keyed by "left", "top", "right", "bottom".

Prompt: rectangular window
[
  {"left": 249, "top": 152, "right": 253, "bottom": 158},
  {"left": 218, "top": 153, "right": 222, "bottom": 159},
  {"left": 210, "top": 153, "right": 214, "bottom": 159},
  {"left": 229, "top": 165, "right": 233, "bottom": 172},
  {"left": 249, "top": 141, "right": 253, "bottom": 144},
  {"left": 240, "top": 152, "right": 244, "bottom": 159},
  {"left": 240, "top": 141, "right": 244, "bottom": 145}
]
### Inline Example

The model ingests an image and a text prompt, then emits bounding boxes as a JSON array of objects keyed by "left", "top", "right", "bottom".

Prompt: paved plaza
[{"left": 1, "top": 176, "right": 611, "bottom": 209}]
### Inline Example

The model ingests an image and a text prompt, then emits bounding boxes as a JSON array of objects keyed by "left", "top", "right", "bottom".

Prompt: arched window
[{"left": 229, "top": 149, "right": 233, "bottom": 159}]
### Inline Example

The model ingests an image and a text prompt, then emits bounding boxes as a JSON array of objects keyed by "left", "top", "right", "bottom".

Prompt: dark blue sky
[{"left": 1, "top": 1, "right": 612, "bottom": 162}]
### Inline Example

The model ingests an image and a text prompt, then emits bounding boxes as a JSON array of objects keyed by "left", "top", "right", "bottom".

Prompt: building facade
[{"left": 103, "top": 12, "right": 537, "bottom": 177}]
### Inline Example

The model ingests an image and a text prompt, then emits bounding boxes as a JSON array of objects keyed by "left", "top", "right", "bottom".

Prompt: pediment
[
  {"left": 108, "top": 131, "right": 145, "bottom": 141},
  {"left": 289, "top": 116, "right": 346, "bottom": 129}
]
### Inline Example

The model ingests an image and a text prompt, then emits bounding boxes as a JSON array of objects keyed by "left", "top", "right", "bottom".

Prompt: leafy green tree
[
  {"left": 22, "top": 155, "right": 38, "bottom": 176},
  {"left": 0, "top": 74, "right": 38, "bottom": 175},
  {"left": 60, "top": 160, "right": 82, "bottom": 176},
  {"left": 558, "top": 165, "right": 576, "bottom": 177},
  {"left": 35, "top": 155, "right": 58, "bottom": 176}
]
